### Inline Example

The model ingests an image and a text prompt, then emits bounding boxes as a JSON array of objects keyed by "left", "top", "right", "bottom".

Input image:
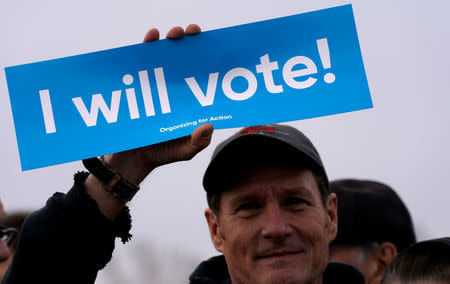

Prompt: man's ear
[
  {"left": 205, "top": 208, "right": 224, "bottom": 253},
  {"left": 326, "top": 193, "right": 338, "bottom": 243},
  {"left": 370, "top": 242, "right": 397, "bottom": 284}
]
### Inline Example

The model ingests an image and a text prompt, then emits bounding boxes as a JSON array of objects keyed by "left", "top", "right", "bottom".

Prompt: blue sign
[{"left": 5, "top": 4, "right": 372, "bottom": 171}]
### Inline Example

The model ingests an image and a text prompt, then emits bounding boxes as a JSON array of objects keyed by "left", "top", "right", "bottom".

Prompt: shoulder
[
  {"left": 323, "top": 262, "right": 365, "bottom": 284},
  {"left": 189, "top": 255, "right": 230, "bottom": 284}
]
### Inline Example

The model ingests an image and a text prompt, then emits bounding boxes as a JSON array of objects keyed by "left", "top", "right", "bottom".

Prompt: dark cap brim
[{"left": 203, "top": 132, "right": 328, "bottom": 194}]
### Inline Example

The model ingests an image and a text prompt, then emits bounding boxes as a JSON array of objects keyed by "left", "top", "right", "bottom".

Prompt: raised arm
[{"left": 85, "top": 24, "right": 213, "bottom": 220}]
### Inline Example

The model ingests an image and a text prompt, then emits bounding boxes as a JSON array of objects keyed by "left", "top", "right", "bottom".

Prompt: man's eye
[
  {"left": 284, "top": 197, "right": 307, "bottom": 206},
  {"left": 235, "top": 202, "right": 261, "bottom": 218},
  {"left": 237, "top": 202, "right": 260, "bottom": 211}
]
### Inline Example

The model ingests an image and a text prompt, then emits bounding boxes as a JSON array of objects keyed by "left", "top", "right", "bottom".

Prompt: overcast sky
[{"left": 1, "top": 0, "right": 449, "bottom": 283}]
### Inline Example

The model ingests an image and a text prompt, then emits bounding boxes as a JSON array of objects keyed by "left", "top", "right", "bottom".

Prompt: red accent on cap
[{"left": 239, "top": 126, "right": 275, "bottom": 136}]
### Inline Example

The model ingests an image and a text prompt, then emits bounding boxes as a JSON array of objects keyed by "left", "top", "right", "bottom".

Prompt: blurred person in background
[
  {"left": 328, "top": 179, "right": 416, "bottom": 284},
  {"left": 381, "top": 237, "right": 450, "bottom": 284},
  {"left": 0, "top": 200, "right": 17, "bottom": 280},
  {"left": 0, "top": 212, "right": 29, "bottom": 280}
]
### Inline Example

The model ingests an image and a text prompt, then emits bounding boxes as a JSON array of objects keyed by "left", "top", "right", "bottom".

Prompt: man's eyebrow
[{"left": 281, "top": 186, "right": 315, "bottom": 198}]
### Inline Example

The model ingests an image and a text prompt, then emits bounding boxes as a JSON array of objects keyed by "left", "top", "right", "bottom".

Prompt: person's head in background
[
  {"left": 0, "top": 200, "right": 12, "bottom": 262},
  {"left": 328, "top": 179, "right": 416, "bottom": 284},
  {"left": 0, "top": 211, "right": 28, "bottom": 280},
  {"left": 381, "top": 237, "right": 450, "bottom": 284}
]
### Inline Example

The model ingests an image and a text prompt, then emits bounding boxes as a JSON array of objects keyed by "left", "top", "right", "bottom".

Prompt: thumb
[{"left": 190, "top": 123, "right": 214, "bottom": 152}]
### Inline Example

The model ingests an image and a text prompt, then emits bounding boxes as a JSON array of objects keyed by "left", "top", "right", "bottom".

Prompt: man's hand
[
  {"left": 103, "top": 122, "right": 213, "bottom": 185},
  {"left": 85, "top": 25, "right": 213, "bottom": 220}
]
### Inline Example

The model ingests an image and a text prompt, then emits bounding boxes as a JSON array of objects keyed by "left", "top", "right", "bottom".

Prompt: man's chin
[
  {"left": 254, "top": 271, "right": 309, "bottom": 284},
  {"left": 253, "top": 263, "right": 311, "bottom": 284},
  {"left": 256, "top": 252, "right": 305, "bottom": 269}
]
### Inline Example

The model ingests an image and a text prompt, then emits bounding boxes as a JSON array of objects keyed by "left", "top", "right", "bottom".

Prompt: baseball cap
[
  {"left": 403, "top": 237, "right": 450, "bottom": 252},
  {"left": 202, "top": 124, "right": 328, "bottom": 194},
  {"left": 330, "top": 179, "right": 416, "bottom": 252}
]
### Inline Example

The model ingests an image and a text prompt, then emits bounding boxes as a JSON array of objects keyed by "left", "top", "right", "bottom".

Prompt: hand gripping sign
[{"left": 5, "top": 4, "right": 372, "bottom": 171}]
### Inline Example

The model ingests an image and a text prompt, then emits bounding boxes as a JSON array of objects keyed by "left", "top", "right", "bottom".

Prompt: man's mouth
[{"left": 256, "top": 249, "right": 304, "bottom": 260}]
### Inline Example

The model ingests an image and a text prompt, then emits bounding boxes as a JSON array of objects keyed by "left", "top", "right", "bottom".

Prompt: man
[
  {"left": 2, "top": 26, "right": 364, "bottom": 284},
  {"left": 328, "top": 179, "right": 416, "bottom": 284},
  {"left": 189, "top": 124, "right": 364, "bottom": 283}
]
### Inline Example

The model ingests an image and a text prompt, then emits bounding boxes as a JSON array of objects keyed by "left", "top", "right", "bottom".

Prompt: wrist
[
  {"left": 103, "top": 152, "right": 156, "bottom": 185},
  {"left": 83, "top": 156, "right": 141, "bottom": 204}
]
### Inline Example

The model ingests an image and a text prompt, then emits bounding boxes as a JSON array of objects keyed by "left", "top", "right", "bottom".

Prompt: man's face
[
  {"left": 0, "top": 200, "right": 11, "bottom": 262},
  {"left": 205, "top": 164, "right": 338, "bottom": 284}
]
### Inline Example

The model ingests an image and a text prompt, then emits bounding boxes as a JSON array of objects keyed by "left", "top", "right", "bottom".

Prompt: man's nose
[{"left": 261, "top": 205, "right": 293, "bottom": 239}]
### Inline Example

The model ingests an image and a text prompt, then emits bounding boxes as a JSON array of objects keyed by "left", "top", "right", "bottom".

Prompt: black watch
[{"left": 82, "top": 157, "right": 140, "bottom": 203}]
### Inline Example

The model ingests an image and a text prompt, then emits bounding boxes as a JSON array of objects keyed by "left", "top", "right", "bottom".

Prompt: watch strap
[{"left": 82, "top": 157, "right": 140, "bottom": 203}]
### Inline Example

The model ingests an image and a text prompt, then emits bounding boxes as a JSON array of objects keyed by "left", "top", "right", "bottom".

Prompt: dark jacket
[
  {"left": 1, "top": 172, "right": 132, "bottom": 284},
  {"left": 2, "top": 172, "right": 365, "bottom": 284},
  {"left": 189, "top": 255, "right": 365, "bottom": 284}
]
